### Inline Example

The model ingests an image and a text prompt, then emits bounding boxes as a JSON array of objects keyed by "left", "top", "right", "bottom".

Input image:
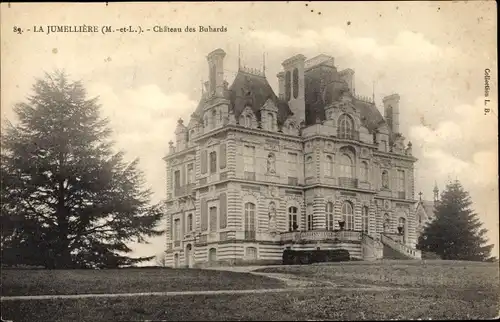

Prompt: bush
[
  {"left": 282, "top": 249, "right": 350, "bottom": 265},
  {"left": 422, "top": 251, "right": 441, "bottom": 260}
]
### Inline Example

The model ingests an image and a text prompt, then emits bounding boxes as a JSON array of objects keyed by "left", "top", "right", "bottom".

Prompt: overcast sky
[{"left": 1, "top": 2, "right": 498, "bottom": 261}]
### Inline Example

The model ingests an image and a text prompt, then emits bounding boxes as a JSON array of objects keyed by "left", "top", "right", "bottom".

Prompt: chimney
[
  {"left": 339, "top": 69, "right": 355, "bottom": 93},
  {"left": 175, "top": 118, "right": 187, "bottom": 151},
  {"left": 382, "top": 94, "right": 400, "bottom": 134},
  {"left": 207, "top": 48, "right": 226, "bottom": 97},
  {"left": 282, "top": 54, "right": 306, "bottom": 124},
  {"left": 277, "top": 71, "right": 285, "bottom": 100}
]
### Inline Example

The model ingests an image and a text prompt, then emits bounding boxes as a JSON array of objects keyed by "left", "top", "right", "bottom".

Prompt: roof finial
[
  {"left": 238, "top": 44, "right": 241, "bottom": 70},
  {"left": 263, "top": 52, "right": 266, "bottom": 76},
  {"left": 372, "top": 80, "right": 375, "bottom": 103}
]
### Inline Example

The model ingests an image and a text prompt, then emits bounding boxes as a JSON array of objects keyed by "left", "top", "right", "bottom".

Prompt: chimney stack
[
  {"left": 382, "top": 94, "right": 400, "bottom": 134},
  {"left": 281, "top": 54, "right": 306, "bottom": 124},
  {"left": 207, "top": 48, "right": 226, "bottom": 97}
]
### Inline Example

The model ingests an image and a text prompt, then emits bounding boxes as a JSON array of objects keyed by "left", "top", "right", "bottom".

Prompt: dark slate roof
[
  {"left": 420, "top": 200, "right": 435, "bottom": 217},
  {"left": 227, "top": 70, "right": 292, "bottom": 126},
  {"left": 304, "top": 65, "right": 385, "bottom": 132}
]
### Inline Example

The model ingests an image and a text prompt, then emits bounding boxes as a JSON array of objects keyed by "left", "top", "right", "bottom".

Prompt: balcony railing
[
  {"left": 398, "top": 191, "right": 406, "bottom": 199},
  {"left": 280, "top": 230, "right": 362, "bottom": 243},
  {"left": 381, "top": 233, "right": 421, "bottom": 259},
  {"left": 338, "top": 177, "right": 358, "bottom": 188},
  {"left": 244, "top": 230, "right": 256, "bottom": 240},
  {"left": 244, "top": 171, "right": 256, "bottom": 181},
  {"left": 337, "top": 131, "right": 359, "bottom": 141},
  {"left": 174, "top": 183, "right": 195, "bottom": 197},
  {"left": 288, "top": 177, "right": 298, "bottom": 186}
]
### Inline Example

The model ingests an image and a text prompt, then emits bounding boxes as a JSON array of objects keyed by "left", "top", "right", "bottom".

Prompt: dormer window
[{"left": 338, "top": 114, "right": 354, "bottom": 139}]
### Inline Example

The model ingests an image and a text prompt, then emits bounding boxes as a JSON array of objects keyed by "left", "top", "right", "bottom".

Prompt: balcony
[
  {"left": 280, "top": 230, "right": 362, "bottom": 243},
  {"left": 338, "top": 177, "right": 358, "bottom": 188},
  {"left": 174, "top": 183, "right": 195, "bottom": 197},
  {"left": 288, "top": 177, "right": 298, "bottom": 186},
  {"left": 244, "top": 171, "right": 256, "bottom": 181}
]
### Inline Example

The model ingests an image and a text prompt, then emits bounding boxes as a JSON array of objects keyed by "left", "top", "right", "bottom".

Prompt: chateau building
[{"left": 164, "top": 48, "right": 422, "bottom": 268}]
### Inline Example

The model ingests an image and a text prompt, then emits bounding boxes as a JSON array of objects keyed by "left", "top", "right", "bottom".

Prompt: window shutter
[
  {"left": 170, "top": 214, "right": 174, "bottom": 240},
  {"left": 201, "top": 150, "right": 207, "bottom": 174},
  {"left": 219, "top": 192, "right": 227, "bottom": 229},
  {"left": 219, "top": 143, "right": 227, "bottom": 169},
  {"left": 201, "top": 198, "right": 208, "bottom": 231}
]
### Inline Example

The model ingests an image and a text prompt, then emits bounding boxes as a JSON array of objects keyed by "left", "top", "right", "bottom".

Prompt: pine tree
[
  {"left": 417, "top": 180, "right": 494, "bottom": 261},
  {"left": 1, "top": 71, "right": 164, "bottom": 268}
]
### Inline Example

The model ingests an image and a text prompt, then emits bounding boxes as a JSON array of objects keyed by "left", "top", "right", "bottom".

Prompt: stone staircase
[{"left": 380, "top": 234, "right": 421, "bottom": 260}]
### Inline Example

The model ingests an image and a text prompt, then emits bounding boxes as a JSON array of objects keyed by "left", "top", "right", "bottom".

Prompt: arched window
[
  {"left": 244, "top": 202, "right": 256, "bottom": 240},
  {"left": 288, "top": 206, "right": 298, "bottom": 232},
  {"left": 325, "top": 202, "right": 334, "bottom": 230},
  {"left": 338, "top": 114, "right": 354, "bottom": 139},
  {"left": 325, "top": 155, "right": 334, "bottom": 177},
  {"left": 360, "top": 161, "right": 369, "bottom": 182},
  {"left": 267, "top": 113, "right": 274, "bottom": 131},
  {"left": 246, "top": 115, "right": 252, "bottom": 128},
  {"left": 342, "top": 202, "right": 354, "bottom": 231},
  {"left": 362, "top": 206, "right": 369, "bottom": 233},
  {"left": 383, "top": 213, "right": 390, "bottom": 233},
  {"left": 209, "top": 151, "right": 217, "bottom": 173},
  {"left": 339, "top": 153, "right": 354, "bottom": 178},
  {"left": 306, "top": 156, "right": 314, "bottom": 177},
  {"left": 208, "top": 248, "right": 217, "bottom": 262},
  {"left": 219, "top": 109, "right": 223, "bottom": 123}
]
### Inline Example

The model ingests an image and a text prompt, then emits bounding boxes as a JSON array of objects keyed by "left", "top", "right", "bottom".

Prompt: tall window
[
  {"left": 339, "top": 154, "right": 354, "bottom": 178},
  {"left": 288, "top": 206, "right": 298, "bottom": 231},
  {"left": 174, "top": 170, "right": 181, "bottom": 188},
  {"left": 325, "top": 155, "right": 334, "bottom": 177},
  {"left": 342, "top": 202, "right": 354, "bottom": 231},
  {"left": 398, "top": 170, "right": 406, "bottom": 198},
  {"left": 362, "top": 206, "right": 369, "bottom": 233},
  {"left": 187, "top": 164, "right": 194, "bottom": 184},
  {"left": 187, "top": 214, "right": 193, "bottom": 232},
  {"left": 174, "top": 219, "right": 181, "bottom": 241},
  {"left": 292, "top": 68, "right": 299, "bottom": 99},
  {"left": 244, "top": 145, "right": 256, "bottom": 179},
  {"left": 381, "top": 170, "right": 389, "bottom": 189},
  {"left": 267, "top": 113, "right": 274, "bottom": 131},
  {"left": 246, "top": 247, "right": 257, "bottom": 260},
  {"left": 307, "top": 204, "right": 313, "bottom": 230},
  {"left": 383, "top": 213, "right": 390, "bottom": 232},
  {"left": 285, "top": 71, "right": 291, "bottom": 101},
  {"left": 209, "top": 151, "right": 217, "bottom": 173},
  {"left": 360, "top": 161, "right": 369, "bottom": 182},
  {"left": 326, "top": 202, "right": 334, "bottom": 230},
  {"left": 338, "top": 114, "right": 354, "bottom": 139},
  {"left": 381, "top": 140, "right": 387, "bottom": 152},
  {"left": 306, "top": 156, "right": 314, "bottom": 177},
  {"left": 244, "top": 202, "right": 256, "bottom": 239},
  {"left": 288, "top": 152, "right": 298, "bottom": 178},
  {"left": 209, "top": 206, "right": 217, "bottom": 232}
]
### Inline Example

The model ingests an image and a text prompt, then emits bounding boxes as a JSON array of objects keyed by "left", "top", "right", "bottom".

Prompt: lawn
[
  {"left": 1, "top": 260, "right": 499, "bottom": 321},
  {"left": 1, "top": 268, "right": 285, "bottom": 296},
  {"left": 2, "top": 287, "right": 498, "bottom": 321},
  {"left": 255, "top": 259, "right": 500, "bottom": 290}
]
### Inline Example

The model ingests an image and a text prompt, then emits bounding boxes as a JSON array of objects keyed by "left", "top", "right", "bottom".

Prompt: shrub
[
  {"left": 422, "top": 251, "right": 441, "bottom": 260},
  {"left": 282, "top": 249, "right": 350, "bottom": 265}
]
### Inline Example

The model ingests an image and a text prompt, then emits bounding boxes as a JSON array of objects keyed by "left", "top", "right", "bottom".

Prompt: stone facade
[{"left": 164, "top": 49, "right": 419, "bottom": 268}]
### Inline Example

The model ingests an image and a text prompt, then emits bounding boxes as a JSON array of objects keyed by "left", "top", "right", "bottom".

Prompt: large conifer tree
[
  {"left": 1, "top": 71, "right": 164, "bottom": 268},
  {"left": 417, "top": 180, "right": 494, "bottom": 261}
]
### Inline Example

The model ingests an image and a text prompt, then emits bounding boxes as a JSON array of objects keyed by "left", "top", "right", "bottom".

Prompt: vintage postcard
[{"left": 1, "top": 2, "right": 498, "bottom": 321}]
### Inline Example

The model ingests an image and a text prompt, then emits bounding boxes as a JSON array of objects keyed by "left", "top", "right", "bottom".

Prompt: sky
[{"left": 1, "top": 2, "right": 498, "bottom": 262}]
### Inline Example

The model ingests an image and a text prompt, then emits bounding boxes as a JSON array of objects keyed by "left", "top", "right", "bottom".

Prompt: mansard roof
[
  {"left": 304, "top": 66, "right": 385, "bottom": 132},
  {"left": 227, "top": 70, "right": 292, "bottom": 126}
]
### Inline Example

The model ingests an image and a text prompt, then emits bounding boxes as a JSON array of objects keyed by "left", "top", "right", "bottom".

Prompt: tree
[
  {"left": 1, "top": 70, "right": 164, "bottom": 269},
  {"left": 155, "top": 252, "right": 167, "bottom": 267},
  {"left": 417, "top": 180, "right": 494, "bottom": 261}
]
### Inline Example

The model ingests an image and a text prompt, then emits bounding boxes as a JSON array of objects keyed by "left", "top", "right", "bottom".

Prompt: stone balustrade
[
  {"left": 280, "top": 230, "right": 362, "bottom": 243},
  {"left": 381, "top": 233, "right": 421, "bottom": 259}
]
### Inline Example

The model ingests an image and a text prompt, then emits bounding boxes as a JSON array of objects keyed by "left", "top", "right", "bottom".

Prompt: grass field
[
  {"left": 0, "top": 268, "right": 285, "bottom": 296},
  {"left": 1, "top": 260, "right": 499, "bottom": 321}
]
